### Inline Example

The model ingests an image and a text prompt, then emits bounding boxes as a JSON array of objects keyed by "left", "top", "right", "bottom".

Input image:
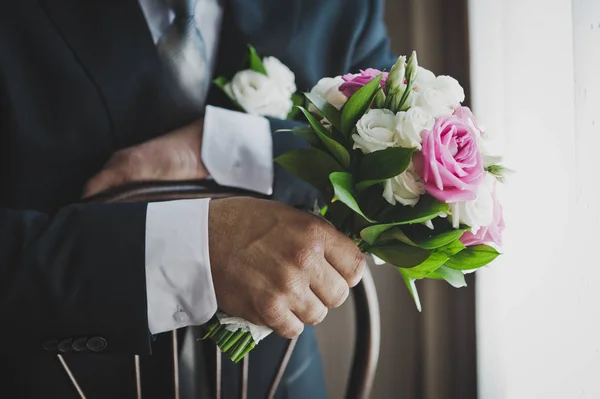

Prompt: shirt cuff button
[{"left": 173, "top": 311, "right": 190, "bottom": 324}]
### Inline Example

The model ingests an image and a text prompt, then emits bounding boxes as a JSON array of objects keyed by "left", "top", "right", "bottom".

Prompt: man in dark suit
[{"left": 0, "top": 0, "right": 396, "bottom": 397}]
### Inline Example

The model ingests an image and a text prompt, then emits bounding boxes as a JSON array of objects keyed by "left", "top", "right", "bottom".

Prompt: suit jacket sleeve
[
  {"left": 349, "top": 0, "right": 398, "bottom": 72},
  {"left": 0, "top": 202, "right": 151, "bottom": 355},
  {"left": 269, "top": 118, "right": 322, "bottom": 211}
]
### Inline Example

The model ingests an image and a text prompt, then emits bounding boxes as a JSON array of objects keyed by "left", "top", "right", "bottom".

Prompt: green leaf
[
  {"left": 329, "top": 172, "right": 374, "bottom": 222},
  {"left": 445, "top": 245, "right": 500, "bottom": 270},
  {"left": 287, "top": 93, "right": 304, "bottom": 119},
  {"left": 361, "top": 224, "right": 398, "bottom": 245},
  {"left": 385, "top": 195, "right": 450, "bottom": 224},
  {"left": 397, "top": 252, "right": 448, "bottom": 279},
  {"left": 435, "top": 240, "right": 466, "bottom": 257},
  {"left": 304, "top": 92, "right": 342, "bottom": 131},
  {"left": 275, "top": 126, "right": 322, "bottom": 148},
  {"left": 426, "top": 266, "right": 467, "bottom": 288},
  {"left": 378, "top": 227, "right": 417, "bottom": 246},
  {"left": 412, "top": 228, "right": 466, "bottom": 250},
  {"left": 369, "top": 242, "right": 431, "bottom": 268},
  {"left": 298, "top": 107, "right": 350, "bottom": 168},
  {"left": 356, "top": 147, "right": 416, "bottom": 191},
  {"left": 376, "top": 224, "right": 466, "bottom": 252},
  {"left": 485, "top": 164, "right": 514, "bottom": 183},
  {"left": 360, "top": 196, "right": 450, "bottom": 244},
  {"left": 248, "top": 46, "right": 267, "bottom": 75},
  {"left": 213, "top": 76, "right": 229, "bottom": 90},
  {"left": 401, "top": 274, "right": 422, "bottom": 312},
  {"left": 340, "top": 74, "right": 383, "bottom": 136},
  {"left": 275, "top": 148, "right": 343, "bottom": 195}
]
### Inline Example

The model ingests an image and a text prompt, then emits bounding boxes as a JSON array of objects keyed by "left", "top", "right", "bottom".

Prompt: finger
[
  {"left": 262, "top": 307, "right": 305, "bottom": 339},
  {"left": 323, "top": 230, "right": 366, "bottom": 287},
  {"left": 310, "top": 259, "right": 350, "bottom": 309},
  {"left": 82, "top": 169, "right": 127, "bottom": 198},
  {"left": 289, "top": 289, "right": 329, "bottom": 325}
]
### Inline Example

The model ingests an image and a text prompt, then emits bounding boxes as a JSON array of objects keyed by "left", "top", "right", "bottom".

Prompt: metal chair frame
[{"left": 59, "top": 181, "right": 380, "bottom": 399}]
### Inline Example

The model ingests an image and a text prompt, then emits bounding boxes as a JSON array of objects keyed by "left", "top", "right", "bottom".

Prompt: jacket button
[
  {"left": 42, "top": 339, "right": 58, "bottom": 352},
  {"left": 57, "top": 339, "right": 74, "bottom": 353},
  {"left": 86, "top": 337, "right": 107, "bottom": 352},
  {"left": 73, "top": 337, "right": 88, "bottom": 352}
]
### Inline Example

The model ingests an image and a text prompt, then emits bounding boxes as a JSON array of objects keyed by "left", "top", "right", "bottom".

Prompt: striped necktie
[{"left": 157, "top": 0, "right": 210, "bottom": 109}]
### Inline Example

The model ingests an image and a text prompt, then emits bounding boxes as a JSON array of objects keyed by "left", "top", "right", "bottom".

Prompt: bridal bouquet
[{"left": 206, "top": 49, "right": 506, "bottom": 362}]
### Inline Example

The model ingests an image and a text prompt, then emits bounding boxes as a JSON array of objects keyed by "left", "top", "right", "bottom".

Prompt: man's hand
[
  {"left": 83, "top": 119, "right": 208, "bottom": 197},
  {"left": 209, "top": 197, "right": 366, "bottom": 339}
]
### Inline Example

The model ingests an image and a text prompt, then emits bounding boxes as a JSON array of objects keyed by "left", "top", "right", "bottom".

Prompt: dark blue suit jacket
[{"left": 0, "top": 0, "right": 396, "bottom": 397}]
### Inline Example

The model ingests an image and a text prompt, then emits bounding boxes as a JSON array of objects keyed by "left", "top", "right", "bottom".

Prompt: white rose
[
  {"left": 225, "top": 70, "right": 292, "bottom": 119},
  {"left": 395, "top": 106, "right": 434, "bottom": 149},
  {"left": 352, "top": 109, "right": 398, "bottom": 154},
  {"left": 263, "top": 56, "right": 297, "bottom": 96},
  {"left": 308, "top": 76, "right": 348, "bottom": 111},
  {"left": 414, "top": 66, "right": 437, "bottom": 88},
  {"left": 435, "top": 75, "right": 465, "bottom": 106},
  {"left": 383, "top": 169, "right": 426, "bottom": 207},
  {"left": 415, "top": 75, "right": 465, "bottom": 118},
  {"left": 450, "top": 173, "right": 495, "bottom": 233}
]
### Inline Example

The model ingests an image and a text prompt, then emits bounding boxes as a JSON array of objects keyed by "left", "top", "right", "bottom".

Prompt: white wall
[{"left": 471, "top": 0, "right": 600, "bottom": 398}]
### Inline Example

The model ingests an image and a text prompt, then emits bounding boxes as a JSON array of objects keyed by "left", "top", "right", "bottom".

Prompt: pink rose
[
  {"left": 461, "top": 183, "right": 504, "bottom": 248},
  {"left": 414, "top": 113, "right": 485, "bottom": 203},
  {"left": 339, "top": 68, "right": 388, "bottom": 98},
  {"left": 453, "top": 106, "right": 484, "bottom": 136}
]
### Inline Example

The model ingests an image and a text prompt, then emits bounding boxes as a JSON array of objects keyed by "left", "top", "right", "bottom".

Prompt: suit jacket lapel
[{"left": 37, "top": 0, "right": 182, "bottom": 146}]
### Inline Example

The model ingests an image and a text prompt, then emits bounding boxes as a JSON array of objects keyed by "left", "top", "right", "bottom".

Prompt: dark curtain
[{"left": 374, "top": 1, "right": 477, "bottom": 398}]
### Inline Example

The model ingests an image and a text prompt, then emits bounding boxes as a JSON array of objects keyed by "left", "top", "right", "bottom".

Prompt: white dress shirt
[{"left": 139, "top": 0, "right": 274, "bottom": 334}]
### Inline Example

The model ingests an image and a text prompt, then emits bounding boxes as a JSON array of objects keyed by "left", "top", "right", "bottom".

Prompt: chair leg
[
  {"left": 267, "top": 337, "right": 298, "bottom": 399},
  {"left": 135, "top": 355, "right": 142, "bottom": 399},
  {"left": 215, "top": 344, "right": 222, "bottom": 399},
  {"left": 240, "top": 354, "right": 249, "bottom": 399},
  {"left": 172, "top": 330, "right": 180, "bottom": 399},
  {"left": 57, "top": 354, "right": 86, "bottom": 399}
]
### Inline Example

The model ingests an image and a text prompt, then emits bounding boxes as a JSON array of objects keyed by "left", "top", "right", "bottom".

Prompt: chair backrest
[{"left": 60, "top": 181, "right": 381, "bottom": 399}]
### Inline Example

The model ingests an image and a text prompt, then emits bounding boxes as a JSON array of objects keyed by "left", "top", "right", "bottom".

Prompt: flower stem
[
  {"left": 201, "top": 317, "right": 257, "bottom": 363},
  {"left": 230, "top": 334, "right": 253, "bottom": 363},
  {"left": 218, "top": 330, "right": 234, "bottom": 346},
  {"left": 221, "top": 330, "right": 244, "bottom": 352}
]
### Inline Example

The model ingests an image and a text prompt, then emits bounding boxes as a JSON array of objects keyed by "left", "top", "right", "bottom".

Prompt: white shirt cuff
[
  {"left": 145, "top": 198, "right": 217, "bottom": 334},
  {"left": 202, "top": 105, "right": 274, "bottom": 195}
]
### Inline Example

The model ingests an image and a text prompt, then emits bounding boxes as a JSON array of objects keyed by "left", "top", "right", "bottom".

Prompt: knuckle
[
  {"left": 281, "top": 274, "right": 305, "bottom": 295},
  {"left": 347, "top": 250, "right": 366, "bottom": 287},
  {"left": 293, "top": 247, "right": 315, "bottom": 272},
  {"left": 258, "top": 295, "right": 285, "bottom": 324},
  {"left": 302, "top": 217, "right": 327, "bottom": 242},
  {"left": 279, "top": 323, "right": 304, "bottom": 339},
  {"left": 306, "top": 306, "right": 328, "bottom": 325},
  {"left": 327, "top": 283, "right": 350, "bottom": 308},
  {"left": 301, "top": 215, "right": 322, "bottom": 231}
]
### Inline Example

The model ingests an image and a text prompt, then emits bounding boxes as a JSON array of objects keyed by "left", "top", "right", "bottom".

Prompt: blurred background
[{"left": 315, "top": 0, "right": 600, "bottom": 398}]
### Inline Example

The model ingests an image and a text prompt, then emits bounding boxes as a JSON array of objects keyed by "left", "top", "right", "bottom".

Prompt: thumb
[{"left": 82, "top": 169, "right": 128, "bottom": 199}]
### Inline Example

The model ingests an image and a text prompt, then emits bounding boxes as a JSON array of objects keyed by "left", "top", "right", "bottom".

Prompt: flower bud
[
  {"left": 406, "top": 51, "right": 419, "bottom": 84},
  {"left": 386, "top": 56, "right": 407, "bottom": 94}
]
